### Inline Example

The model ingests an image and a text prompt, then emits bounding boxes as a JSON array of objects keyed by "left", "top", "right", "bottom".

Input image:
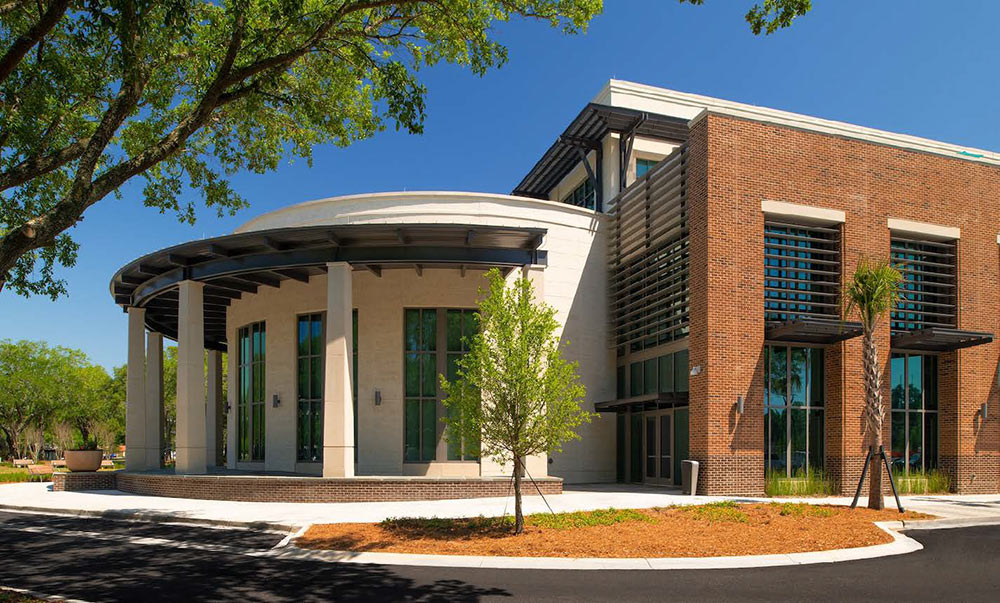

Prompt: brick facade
[
  {"left": 53, "top": 472, "right": 562, "bottom": 502},
  {"left": 687, "top": 111, "right": 1000, "bottom": 495}
]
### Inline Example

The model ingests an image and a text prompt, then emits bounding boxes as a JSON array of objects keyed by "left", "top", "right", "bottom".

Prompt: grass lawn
[
  {"left": 0, "top": 465, "right": 38, "bottom": 484},
  {"left": 297, "top": 502, "right": 931, "bottom": 558}
]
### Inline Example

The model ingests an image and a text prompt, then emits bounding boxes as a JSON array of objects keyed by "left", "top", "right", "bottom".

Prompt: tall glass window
[
  {"left": 404, "top": 309, "right": 438, "bottom": 462},
  {"left": 295, "top": 310, "right": 358, "bottom": 463},
  {"left": 296, "top": 314, "right": 323, "bottom": 462},
  {"left": 238, "top": 322, "right": 266, "bottom": 462},
  {"left": 445, "top": 309, "right": 478, "bottom": 461},
  {"left": 890, "top": 353, "right": 938, "bottom": 475},
  {"left": 765, "top": 346, "right": 824, "bottom": 477}
]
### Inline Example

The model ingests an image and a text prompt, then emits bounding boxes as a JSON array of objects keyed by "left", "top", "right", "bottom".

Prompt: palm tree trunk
[
  {"left": 513, "top": 456, "right": 524, "bottom": 534},
  {"left": 863, "top": 329, "right": 885, "bottom": 510}
]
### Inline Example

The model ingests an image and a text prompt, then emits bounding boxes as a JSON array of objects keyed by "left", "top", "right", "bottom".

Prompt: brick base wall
[
  {"left": 694, "top": 455, "right": 765, "bottom": 496},
  {"left": 52, "top": 472, "right": 117, "bottom": 491},
  {"left": 941, "top": 455, "right": 1000, "bottom": 494},
  {"left": 55, "top": 472, "right": 562, "bottom": 502}
]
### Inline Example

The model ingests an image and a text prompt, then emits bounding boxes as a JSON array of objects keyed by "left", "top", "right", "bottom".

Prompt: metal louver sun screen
[{"left": 764, "top": 221, "right": 841, "bottom": 322}]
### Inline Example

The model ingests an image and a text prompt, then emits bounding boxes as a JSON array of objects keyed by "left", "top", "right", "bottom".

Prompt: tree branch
[{"left": 0, "top": 0, "right": 70, "bottom": 84}]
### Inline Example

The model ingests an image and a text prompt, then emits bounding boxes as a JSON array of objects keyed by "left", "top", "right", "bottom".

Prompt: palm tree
[{"left": 843, "top": 256, "right": 903, "bottom": 510}]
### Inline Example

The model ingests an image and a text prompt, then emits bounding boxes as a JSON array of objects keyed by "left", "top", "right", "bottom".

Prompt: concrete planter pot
[{"left": 64, "top": 449, "right": 103, "bottom": 472}]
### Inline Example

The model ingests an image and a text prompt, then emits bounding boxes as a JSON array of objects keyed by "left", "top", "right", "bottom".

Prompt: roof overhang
[
  {"left": 512, "top": 103, "right": 688, "bottom": 200},
  {"left": 111, "top": 223, "right": 548, "bottom": 350},
  {"left": 595, "top": 392, "right": 689, "bottom": 413},
  {"left": 890, "top": 328, "right": 994, "bottom": 352},
  {"left": 765, "top": 318, "right": 864, "bottom": 345}
]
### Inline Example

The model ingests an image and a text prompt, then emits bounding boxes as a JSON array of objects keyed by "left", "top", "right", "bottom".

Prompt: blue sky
[{"left": 2, "top": 0, "right": 998, "bottom": 370}]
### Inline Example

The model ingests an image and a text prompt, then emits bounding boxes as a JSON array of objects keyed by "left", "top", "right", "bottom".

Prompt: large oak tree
[{"left": 0, "top": 0, "right": 809, "bottom": 298}]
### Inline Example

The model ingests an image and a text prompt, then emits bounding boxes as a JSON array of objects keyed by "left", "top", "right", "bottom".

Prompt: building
[{"left": 103, "top": 80, "right": 1000, "bottom": 500}]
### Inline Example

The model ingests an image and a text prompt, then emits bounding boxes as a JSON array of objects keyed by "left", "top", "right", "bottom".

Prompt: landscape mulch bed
[{"left": 297, "top": 503, "right": 931, "bottom": 558}]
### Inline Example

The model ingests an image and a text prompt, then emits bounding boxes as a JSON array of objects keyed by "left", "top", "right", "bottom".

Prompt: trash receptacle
[{"left": 681, "top": 460, "right": 699, "bottom": 496}]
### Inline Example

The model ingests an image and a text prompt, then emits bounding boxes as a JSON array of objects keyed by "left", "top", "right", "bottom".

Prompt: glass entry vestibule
[{"left": 618, "top": 407, "right": 689, "bottom": 486}]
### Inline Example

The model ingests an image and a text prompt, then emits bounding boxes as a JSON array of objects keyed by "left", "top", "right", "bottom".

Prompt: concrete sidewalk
[{"left": 2, "top": 482, "right": 999, "bottom": 528}]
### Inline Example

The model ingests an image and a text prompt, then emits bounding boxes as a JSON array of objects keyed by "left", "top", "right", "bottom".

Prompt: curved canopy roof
[{"left": 111, "top": 223, "right": 548, "bottom": 350}]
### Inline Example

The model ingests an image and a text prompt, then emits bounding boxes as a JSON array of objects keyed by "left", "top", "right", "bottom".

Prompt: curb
[
  {"left": 0, "top": 503, "right": 298, "bottom": 533},
  {"left": 896, "top": 515, "right": 1000, "bottom": 531},
  {"left": 273, "top": 522, "right": 923, "bottom": 570}
]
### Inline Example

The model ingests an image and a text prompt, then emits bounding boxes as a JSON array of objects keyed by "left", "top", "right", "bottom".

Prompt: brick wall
[
  {"left": 688, "top": 111, "right": 1000, "bottom": 495},
  {"left": 52, "top": 472, "right": 117, "bottom": 491},
  {"left": 54, "top": 472, "right": 562, "bottom": 502}
]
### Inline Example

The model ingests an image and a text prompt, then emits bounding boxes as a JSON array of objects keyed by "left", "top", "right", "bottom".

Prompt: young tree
[
  {"left": 843, "top": 257, "right": 903, "bottom": 510},
  {"left": 441, "top": 269, "right": 591, "bottom": 534}
]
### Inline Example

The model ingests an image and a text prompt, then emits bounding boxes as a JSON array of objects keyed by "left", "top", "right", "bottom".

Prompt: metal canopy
[
  {"left": 110, "top": 223, "right": 548, "bottom": 350},
  {"left": 890, "top": 327, "right": 993, "bottom": 352},
  {"left": 512, "top": 103, "right": 688, "bottom": 202},
  {"left": 765, "top": 318, "right": 864, "bottom": 345},
  {"left": 595, "top": 392, "right": 689, "bottom": 413}
]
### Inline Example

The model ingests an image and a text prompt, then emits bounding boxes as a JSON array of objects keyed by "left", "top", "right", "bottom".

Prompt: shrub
[
  {"left": 683, "top": 501, "right": 749, "bottom": 523},
  {"left": 766, "top": 469, "right": 836, "bottom": 496},
  {"left": 771, "top": 502, "right": 835, "bottom": 518},
  {"left": 891, "top": 469, "right": 950, "bottom": 494},
  {"left": 528, "top": 508, "right": 653, "bottom": 530}
]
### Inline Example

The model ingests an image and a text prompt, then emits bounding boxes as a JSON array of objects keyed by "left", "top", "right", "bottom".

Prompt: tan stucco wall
[{"left": 224, "top": 193, "right": 616, "bottom": 483}]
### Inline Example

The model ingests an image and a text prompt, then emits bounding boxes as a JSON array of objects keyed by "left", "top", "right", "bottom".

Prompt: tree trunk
[
  {"left": 513, "top": 456, "right": 524, "bottom": 534},
  {"left": 863, "top": 329, "right": 885, "bottom": 510}
]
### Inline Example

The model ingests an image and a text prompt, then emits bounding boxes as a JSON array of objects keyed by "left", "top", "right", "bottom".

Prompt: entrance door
[{"left": 643, "top": 410, "right": 674, "bottom": 486}]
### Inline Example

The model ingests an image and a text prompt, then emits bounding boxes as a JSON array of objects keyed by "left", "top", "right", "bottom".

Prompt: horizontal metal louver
[
  {"left": 608, "top": 145, "right": 690, "bottom": 354},
  {"left": 764, "top": 221, "right": 841, "bottom": 322},
  {"left": 890, "top": 236, "right": 957, "bottom": 332}
]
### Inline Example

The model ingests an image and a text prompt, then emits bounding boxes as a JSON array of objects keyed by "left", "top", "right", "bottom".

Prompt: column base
[
  {"left": 323, "top": 446, "right": 356, "bottom": 478},
  {"left": 176, "top": 447, "right": 207, "bottom": 474},
  {"left": 125, "top": 447, "right": 150, "bottom": 472}
]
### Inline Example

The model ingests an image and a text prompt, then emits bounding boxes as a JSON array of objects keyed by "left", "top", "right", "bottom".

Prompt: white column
[
  {"left": 125, "top": 307, "right": 148, "bottom": 471},
  {"left": 205, "top": 349, "right": 223, "bottom": 468},
  {"left": 323, "top": 262, "right": 355, "bottom": 477},
  {"left": 175, "top": 280, "right": 207, "bottom": 474},
  {"left": 145, "top": 332, "right": 164, "bottom": 469}
]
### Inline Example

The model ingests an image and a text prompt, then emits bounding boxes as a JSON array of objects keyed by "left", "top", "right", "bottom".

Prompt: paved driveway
[{"left": 1, "top": 511, "right": 999, "bottom": 602}]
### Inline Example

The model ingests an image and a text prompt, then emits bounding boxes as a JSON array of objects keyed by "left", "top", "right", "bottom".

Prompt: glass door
[{"left": 642, "top": 410, "right": 674, "bottom": 486}]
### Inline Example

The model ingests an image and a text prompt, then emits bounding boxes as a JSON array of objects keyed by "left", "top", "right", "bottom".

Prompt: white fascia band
[
  {"left": 760, "top": 200, "right": 845, "bottom": 225},
  {"left": 887, "top": 218, "right": 960, "bottom": 241}
]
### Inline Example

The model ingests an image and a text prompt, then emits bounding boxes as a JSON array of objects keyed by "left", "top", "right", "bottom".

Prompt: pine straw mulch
[{"left": 296, "top": 502, "right": 932, "bottom": 558}]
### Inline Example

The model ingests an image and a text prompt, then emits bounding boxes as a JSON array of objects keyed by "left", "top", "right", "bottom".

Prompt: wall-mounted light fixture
[
  {"left": 272, "top": 394, "right": 281, "bottom": 408},
  {"left": 981, "top": 402, "right": 988, "bottom": 420},
  {"left": 374, "top": 389, "right": 382, "bottom": 406},
  {"left": 690, "top": 365, "right": 703, "bottom": 377},
  {"left": 737, "top": 395, "right": 745, "bottom": 415}
]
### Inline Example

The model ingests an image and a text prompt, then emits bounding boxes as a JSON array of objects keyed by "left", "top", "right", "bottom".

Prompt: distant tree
[
  {"left": 0, "top": 0, "right": 603, "bottom": 298},
  {"left": 843, "top": 257, "right": 903, "bottom": 510},
  {"left": 0, "top": 339, "right": 121, "bottom": 458},
  {"left": 0, "top": 340, "right": 59, "bottom": 459},
  {"left": 51, "top": 421, "right": 75, "bottom": 455},
  {"left": 441, "top": 269, "right": 591, "bottom": 534}
]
